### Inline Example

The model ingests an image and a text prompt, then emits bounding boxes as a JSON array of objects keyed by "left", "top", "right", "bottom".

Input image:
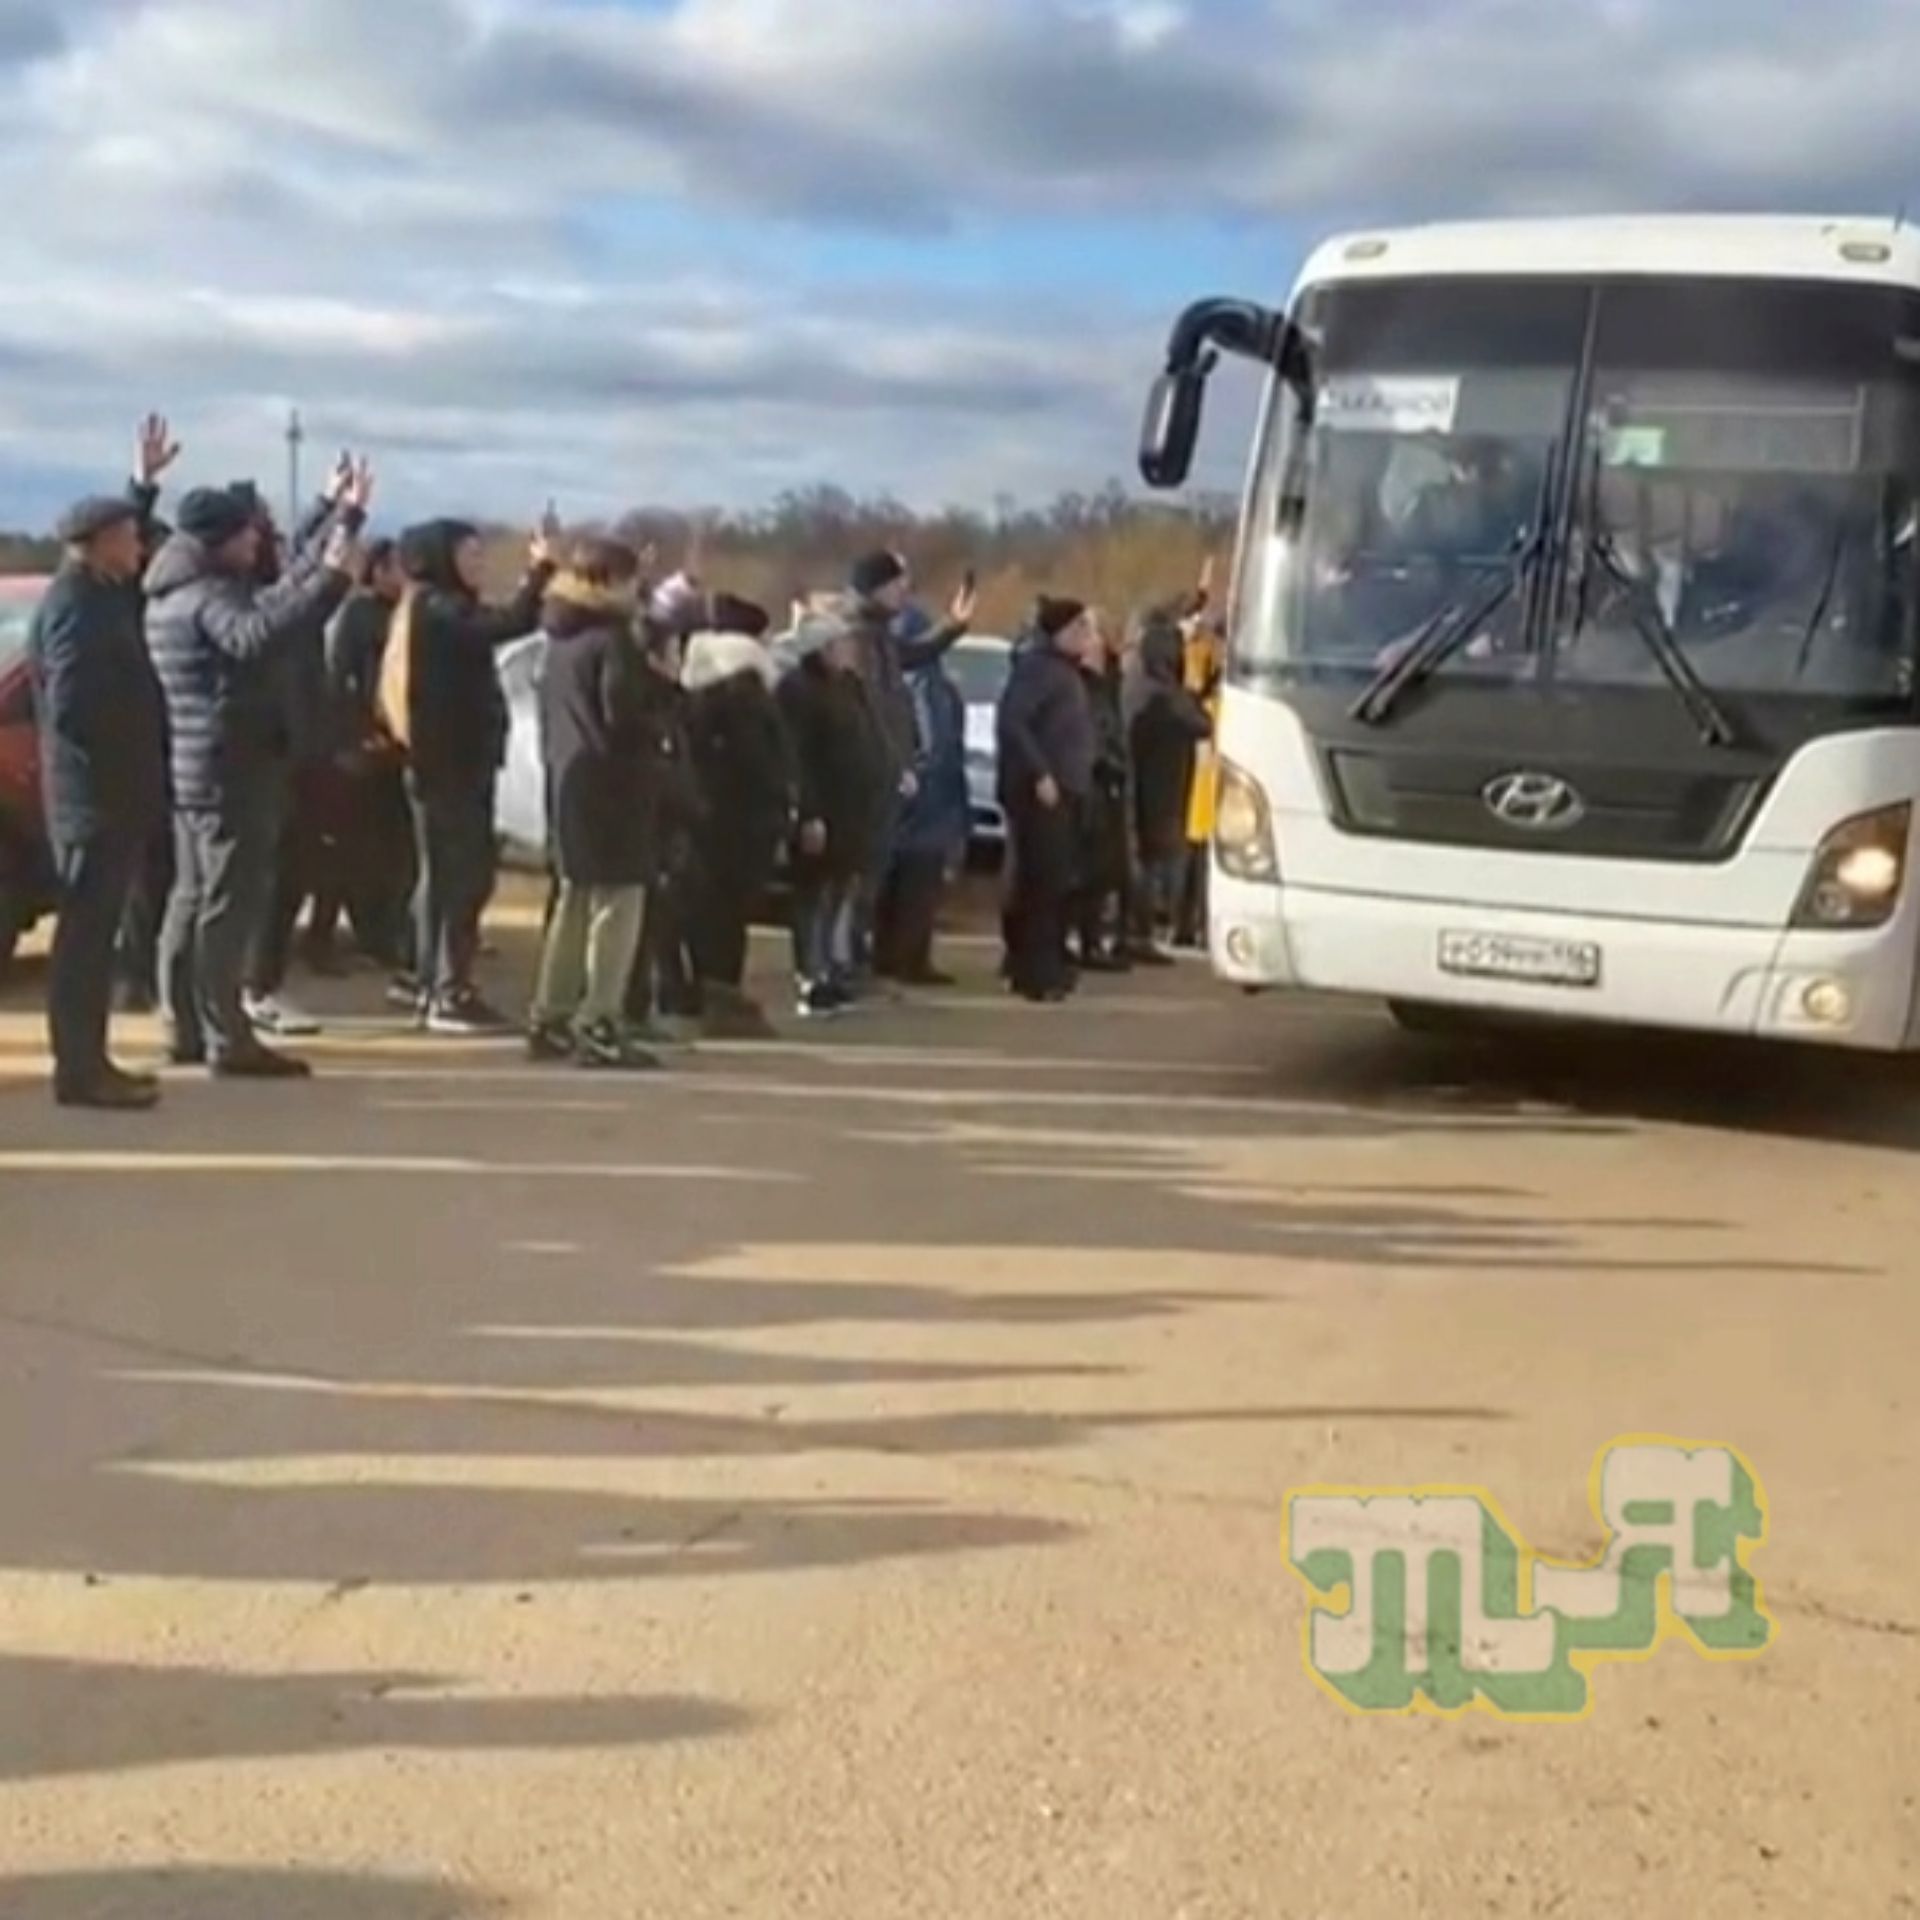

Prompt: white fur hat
[{"left": 682, "top": 629, "right": 777, "bottom": 693}]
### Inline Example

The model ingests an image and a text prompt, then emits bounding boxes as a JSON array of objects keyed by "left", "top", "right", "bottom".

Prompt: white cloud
[{"left": 0, "top": 0, "right": 1918, "bottom": 521}]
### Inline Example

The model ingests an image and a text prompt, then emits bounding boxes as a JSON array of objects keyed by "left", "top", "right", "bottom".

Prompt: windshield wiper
[
  {"left": 1586, "top": 533, "right": 1740, "bottom": 747},
  {"left": 1351, "top": 444, "right": 1561, "bottom": 728},
  {"left": 1792, "top": 504, "right": 1858, "bottom": 684}
]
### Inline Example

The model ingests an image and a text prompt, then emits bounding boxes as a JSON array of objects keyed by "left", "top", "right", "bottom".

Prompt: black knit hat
[
  {"left": 226, "top": 480, "right": 272, "bottom": 526},
  {"left": 56, "top": 495, "right": 140, "bottom": 545},
  {"left": 176, "top": 487, "right": 255, "bottom": 549},
  {"left": 399, "top": 519, "right": 479, "bottom": 595},
  {"left": 1034, "top": 595, "right": 1087, "bottom": 642},
  {"left": 850, "top": 549, "right": 908, "bottom": 598}
]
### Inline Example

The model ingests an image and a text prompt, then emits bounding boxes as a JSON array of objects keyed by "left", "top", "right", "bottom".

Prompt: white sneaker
[{"left": 245, "top": 992, "right": 324, "bottom": 1038}]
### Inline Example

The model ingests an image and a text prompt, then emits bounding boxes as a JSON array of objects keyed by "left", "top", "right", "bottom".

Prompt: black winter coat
[
  {"left": 263, "top": 496, "right": 341, "bottom": 765},
  {"left": 325, "top": 589, "right": 400, "bottom": 761},
  {"left": 843, "top": 593, "right": 966, "bottom": 777},
  {"left": 144, "top": 531, "right": 351, "bottom": 811},
  {"left": 1130, "top": 676, "right": 1212, "bottom": 863},
  {"left": 778, "top": 657, "right": 889, "bottom": 879},
  {"left": 636, "top": 672, "right": 706, "bottom": 884},
  {"left": 28, "top": 558, "right": 168, "bottom": 848},
  {"left": 1079, "top": 663, "right": 1132, "bottom": 890},
  {"left": 998, "top": 641, "right": 1095, "bottom": 804},
  {"left": 405, "top": 554, "right": 550, "bottom": 794},
  {"left": 688, "top": 671, "right": 794, "bottom": 864},
  {"left": 538, "top": 606, "right": 656, "bottom": 888},
  {"left": 1085, "top": 664, "right": 1130, "bottom": 796}
]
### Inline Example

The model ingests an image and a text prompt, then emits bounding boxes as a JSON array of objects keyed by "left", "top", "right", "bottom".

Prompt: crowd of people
[{"left": 25, "top": 420, "right": 1223, "bottom": 1108}]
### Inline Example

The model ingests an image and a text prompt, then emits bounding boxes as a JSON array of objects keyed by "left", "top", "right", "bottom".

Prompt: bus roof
[{"left": 1298, "top": 215, "right": 1920, "bottom": 296}]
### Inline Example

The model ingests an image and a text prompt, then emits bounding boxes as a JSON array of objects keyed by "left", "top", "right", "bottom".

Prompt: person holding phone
[
  {"left": 839, "top": 551, "right": 977, "bottom": 989},
  {"left": 877, "top": 609, "right": 971, "bottom": 986},
  {"left": 391, "top": 507, "right": 558, "bottom": 1034}
]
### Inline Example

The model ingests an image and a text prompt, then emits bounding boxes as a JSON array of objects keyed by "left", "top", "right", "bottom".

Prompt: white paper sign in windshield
[{"left": 1320, "top": 375, "right": 1461, "bottom": 436}]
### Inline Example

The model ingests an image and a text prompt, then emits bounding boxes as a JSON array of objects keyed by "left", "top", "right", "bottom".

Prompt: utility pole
[{"left": 285, "top": 407, "right": 305, "bottom": 528}]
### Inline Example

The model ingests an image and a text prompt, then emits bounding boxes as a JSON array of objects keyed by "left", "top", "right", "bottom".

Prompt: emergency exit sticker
[{"left": 1319, "top": 375, "right": 1461, "bottom": 435}]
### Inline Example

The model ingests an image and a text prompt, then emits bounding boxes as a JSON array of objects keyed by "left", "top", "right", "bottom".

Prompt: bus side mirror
[
  {"left": 1140, "top": 366, "right": 1210, "bottom": 491},
  {"left": 1141, "top": 297, "right": 1296, "bottom": 491}
]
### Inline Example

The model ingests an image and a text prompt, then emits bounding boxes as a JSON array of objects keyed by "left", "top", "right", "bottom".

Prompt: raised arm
[
  {"left": 289, "top": 495, "right": 337, "bottom": 562},
  {"left": 129, "top": 413, "right": 183, "bottom": 575},
  {"left": 292, "top": 453, "right": 373, "bottom": 561},
  {"left": 198, "top": 547, "right": 354, "bottom": 663},
  {"left": 470, "top": 565, "right": 557, "bottom": 651},
  {"left": 895, "top": 620, "right": 968, "bottom": 674},
  {"left": 896, "top": 578, "right": 979, "bottom": 672}
]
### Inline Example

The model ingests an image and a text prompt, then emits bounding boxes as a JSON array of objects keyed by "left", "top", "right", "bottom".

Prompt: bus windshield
[{"left": 1234, "top": 276, "right": 1920, "bottom": 715}]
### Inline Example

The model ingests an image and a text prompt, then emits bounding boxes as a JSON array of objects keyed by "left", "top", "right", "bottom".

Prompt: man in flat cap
[{"left": 28, "top": 486, "right": 171, "bottom": 1108}]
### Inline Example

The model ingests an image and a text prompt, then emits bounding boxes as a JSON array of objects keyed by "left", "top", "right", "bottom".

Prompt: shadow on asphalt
[
  {"left": 0, "top": 921, "right": 1882, "bottom": 1785},
  {"left": 0, "top": 1654, "right": 750, "bottom": 1782},
  {"left": 0, "top": 1870, "right": 503, "bottom": 1919},
  {"left": 1260, "top": 1013, "right": 1920, "bottom": 1153}
]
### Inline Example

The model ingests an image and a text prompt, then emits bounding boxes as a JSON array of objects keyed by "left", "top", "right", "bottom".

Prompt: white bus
[{"left": 1140, "top": 215, "right": 1920, "bottom": 1050}]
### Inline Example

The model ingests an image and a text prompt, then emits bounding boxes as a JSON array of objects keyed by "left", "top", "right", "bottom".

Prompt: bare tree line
[{"left": 7, "top": 484, "right": 1239, "bottom": 633}]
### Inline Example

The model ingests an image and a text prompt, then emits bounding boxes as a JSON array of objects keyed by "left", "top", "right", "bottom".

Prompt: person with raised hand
[
  {"left": 146, "top": 477, "right": 365, "bottom": 1080},
  {"left": 388, "top": 509, "right": 556, "bottom": 1035}
]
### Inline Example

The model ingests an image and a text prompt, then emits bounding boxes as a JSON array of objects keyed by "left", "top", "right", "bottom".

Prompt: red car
[{"left": 0, "top": 574, "right": 54, "bottom": 974}]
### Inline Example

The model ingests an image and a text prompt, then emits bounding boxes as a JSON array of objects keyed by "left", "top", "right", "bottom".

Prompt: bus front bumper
[{"left": 1210, "top": 876, "right": 1917, "bottom": 1050}]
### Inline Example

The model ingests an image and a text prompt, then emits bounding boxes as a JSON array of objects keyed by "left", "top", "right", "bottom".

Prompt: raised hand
[
  {"left": 323, "top": 523, "right": 363, "bottom": 576},
  {"left": 326, "top": 450, "right": 357, "bottom": 503},
  {"left": 531, "top": 500, "right": 564, "bottom": 569},
  {"left": 340, "top": 457, "right": 376, "bottom": 514},
  {"left": 135, "top": 414, "right": 183, "bottom": 487},
  {"left": 950, "top": 576, "right": 979, "bottom": 628}
]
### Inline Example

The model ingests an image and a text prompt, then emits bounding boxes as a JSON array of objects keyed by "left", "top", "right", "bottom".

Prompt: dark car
[{"left": 0, "top": 575, "right": 54, "bottom": 975}]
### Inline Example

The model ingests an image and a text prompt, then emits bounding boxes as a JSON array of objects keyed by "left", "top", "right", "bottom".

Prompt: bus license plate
[{"left": 1439, "top": 931, "right": 1602, "bottom": 989}]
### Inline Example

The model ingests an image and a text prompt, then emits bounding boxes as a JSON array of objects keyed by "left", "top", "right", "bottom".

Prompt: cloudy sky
[{"left": 0, "top": 0, "right": 1918, "bottom": 526}]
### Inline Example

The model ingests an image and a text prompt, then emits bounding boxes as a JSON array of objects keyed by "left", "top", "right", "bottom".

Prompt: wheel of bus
[{"left": 1387, "top": 999, "right": 1486, "bottom": 1038}]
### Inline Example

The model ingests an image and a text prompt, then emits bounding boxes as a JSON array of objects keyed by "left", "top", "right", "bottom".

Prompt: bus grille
[{"left": 1324, "top": 750, "right": 1771, "bottom": 863}]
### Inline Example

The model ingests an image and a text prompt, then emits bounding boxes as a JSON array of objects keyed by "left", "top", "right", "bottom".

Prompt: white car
[
  {"left": 947, "top": 636, "right": 1012, "bottom": 848},
  {"left": 496, "top": 634, "right": 548, "bottom": 869}
]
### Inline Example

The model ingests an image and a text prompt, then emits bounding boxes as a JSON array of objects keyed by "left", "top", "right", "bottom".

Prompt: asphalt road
[{"left": 0, "top": 903, "right": 1915, "bottom": 1918}]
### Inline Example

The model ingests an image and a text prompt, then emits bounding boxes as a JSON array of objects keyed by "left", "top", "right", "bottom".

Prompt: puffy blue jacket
[
  {"left": 897, "top": 659, "right": 970, "bottom": 860},
  {"left": 144, "top": 531, "right": 352, "bottom": 810}
]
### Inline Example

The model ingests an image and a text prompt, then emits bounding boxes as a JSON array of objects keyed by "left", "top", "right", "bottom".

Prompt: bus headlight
[
  {"left": 1215, "top": 759, "right": 1280, "bottom": 886},
  {"left": 1792, "top": 804, "right": 1911, "bottom": 930}
]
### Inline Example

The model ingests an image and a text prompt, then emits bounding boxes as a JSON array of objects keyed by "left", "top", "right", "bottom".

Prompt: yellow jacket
[{"left": 1183, "top": 623, "right": 1223, "bottom": 844}]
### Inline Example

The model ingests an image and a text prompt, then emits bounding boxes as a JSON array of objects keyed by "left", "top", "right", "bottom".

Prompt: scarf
[
  {"left": 548, "top": 571, "right": 639, "bottom": 618},
  {"left": 376, "top": 588, "right": 417, "bottom": 751}
]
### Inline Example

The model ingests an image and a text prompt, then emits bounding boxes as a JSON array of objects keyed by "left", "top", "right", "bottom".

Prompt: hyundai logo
[{"left": 1484, "top": 771, "right": 1586, "bottom": 832}]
